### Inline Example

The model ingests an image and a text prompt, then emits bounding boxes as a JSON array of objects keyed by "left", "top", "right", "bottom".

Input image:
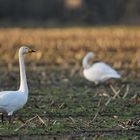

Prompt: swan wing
[
  {"left": 0, "top": 91, "right": 26, "bottom": 113},
  {"left": 92, "top": 62, "right": 120, "bottom": 80},
  {"left": 101, "top": 73, "right": 121, "bottom": 81},
  {"left": 92, "top": 62, "right": 113, "bottom": 73}
]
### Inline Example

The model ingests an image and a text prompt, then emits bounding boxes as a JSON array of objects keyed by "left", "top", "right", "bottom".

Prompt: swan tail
[{"left": 102, "top": 73, "right": 121, "bottom": 80}]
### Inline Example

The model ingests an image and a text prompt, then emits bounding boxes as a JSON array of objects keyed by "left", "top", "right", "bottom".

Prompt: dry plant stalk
[
  {"left": 89, "top": 98, "right": 103, "bottom": 124},
  {"left": 123, "top": 85, "right": 130, "bottom": 99},
  {"left": 110, "top": 85, "right": 121, "bottom": 99},
  {"left": 91, "top": 84, "right": 123, "bottom": 123},
  {"left": 69, "top": 116, "right": 76, "bottom": 124},
  {"left": 105, "top": 85, "right": 121, "bottom": 106},
  {"left": 14, "top": 114, "right": 47, "bottom": 132}
]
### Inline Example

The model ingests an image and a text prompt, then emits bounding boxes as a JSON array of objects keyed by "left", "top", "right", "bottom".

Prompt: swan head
[
  {"left": 83, "top": 52, "right": 94, "bottom": 69},
  {"left": 86, "top": 52, "right": 94, "bottom": 58},
  {"left": 19, "top": 46, "right": 36, "bottom": 55}
]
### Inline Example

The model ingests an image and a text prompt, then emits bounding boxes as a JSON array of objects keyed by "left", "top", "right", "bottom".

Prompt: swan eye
[{"left": 24, "top": 48, "right": 28, "bottom": 53}]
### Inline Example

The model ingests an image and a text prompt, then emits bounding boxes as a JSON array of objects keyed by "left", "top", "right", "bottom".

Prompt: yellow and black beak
[{"left": 28, "top": 48, "right": 36, "bottom": 53}]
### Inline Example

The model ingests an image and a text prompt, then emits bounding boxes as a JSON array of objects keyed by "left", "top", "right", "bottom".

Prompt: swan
[
  {"left": 0, "top": 46, "right": 35, "bottom": 123},
  {"left": 83, "top": 52, "right": 121, "bottom": 85}
]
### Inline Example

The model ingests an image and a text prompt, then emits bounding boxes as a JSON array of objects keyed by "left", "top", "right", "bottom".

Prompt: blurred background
[
  {"left": 0, "top": 0, "right": 139, "bottom": 77},
  {"left": 0, "top": 0, "right": 140, "bottom": 27}
]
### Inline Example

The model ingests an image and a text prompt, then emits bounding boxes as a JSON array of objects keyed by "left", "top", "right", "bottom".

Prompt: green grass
[{"left": 0, "top": 65, "right": 140, "bottom": 139}]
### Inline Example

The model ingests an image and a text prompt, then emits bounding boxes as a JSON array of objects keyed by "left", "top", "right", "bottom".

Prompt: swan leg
[
  {"left": 1, "top": 114, "right": 4, "bottom": 123},
  {"left": 8, "top": 115, "right": 12, "bottom": 123},
  {"left": 8, "top": 112, "right": 13, "bottom": 123}
]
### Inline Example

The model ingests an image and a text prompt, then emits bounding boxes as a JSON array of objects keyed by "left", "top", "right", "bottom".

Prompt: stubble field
[{"left": 0, "top": 27, "right": 140, "bottom": 139}]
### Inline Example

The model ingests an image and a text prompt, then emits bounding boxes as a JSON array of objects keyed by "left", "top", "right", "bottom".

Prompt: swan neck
[
  {"left": 19, "top": 52, "right": 28, "bottom": 93},
  {"left": 83, "top": 54, "right": 93, "bottom": 69}
]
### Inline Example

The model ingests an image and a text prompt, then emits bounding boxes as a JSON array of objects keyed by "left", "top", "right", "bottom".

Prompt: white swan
[
  {"left": 0, "top": 46, "right": 35, "bottom": 122},
  {"left": 83, "top": 52, "right": 121, "bottom": 85}
]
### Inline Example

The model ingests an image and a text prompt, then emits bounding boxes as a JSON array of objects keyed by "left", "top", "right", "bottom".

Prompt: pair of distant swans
[{"left": 0, "top": 47, "right": 120, "bottom": 123}]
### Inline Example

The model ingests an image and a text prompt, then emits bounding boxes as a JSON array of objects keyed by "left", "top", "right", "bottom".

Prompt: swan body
[
  {"left": 0, "top": 46, "right": 35, "bottom": 118},
  {"left": 0, "top": 91, "right": 27, "bottom": 116},
  {"left": 83, "top": 52, "right": 121, "bottom": 85}
]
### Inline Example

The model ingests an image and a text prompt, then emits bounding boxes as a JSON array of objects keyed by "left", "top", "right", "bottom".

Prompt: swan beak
[{"left": 28, "top": 48, "right": 36, "bottom": 53}]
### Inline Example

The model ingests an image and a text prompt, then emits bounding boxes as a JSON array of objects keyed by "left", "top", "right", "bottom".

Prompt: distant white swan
[
  {"left": 0, "top": 46, "right": 35, "bottom": 123},
  {"left": 83, "top": 52, "right": 121, "bottom": 85}
]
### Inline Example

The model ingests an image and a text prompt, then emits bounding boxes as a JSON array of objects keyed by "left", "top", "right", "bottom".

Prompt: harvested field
[{"left": 0, "top": 27, "right": 140, "bottom": 139}]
